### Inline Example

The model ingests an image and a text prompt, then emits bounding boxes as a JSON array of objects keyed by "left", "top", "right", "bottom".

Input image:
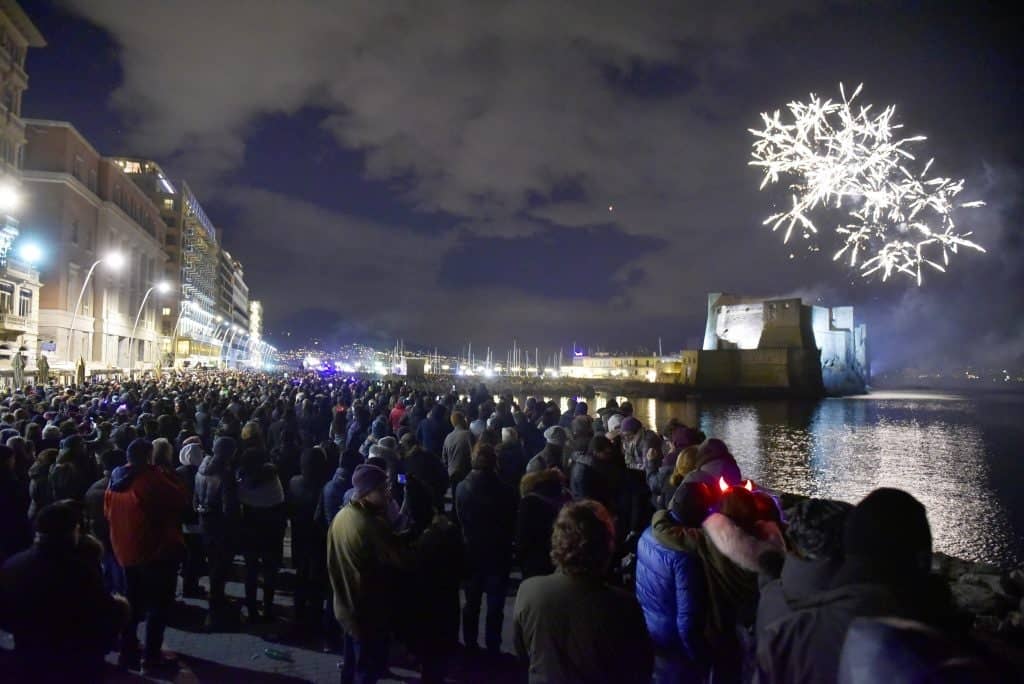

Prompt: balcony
[
  {"left": 1, "top": 258, "right": 37, "bottom": 282},
  {"left": 0, "top": 313, "right": 29, "bottom": 332}
]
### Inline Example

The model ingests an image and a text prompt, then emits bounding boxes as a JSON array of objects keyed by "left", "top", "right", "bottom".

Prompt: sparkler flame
[{"left": 749, "top": 83, "right": 985, "bottom": 285}]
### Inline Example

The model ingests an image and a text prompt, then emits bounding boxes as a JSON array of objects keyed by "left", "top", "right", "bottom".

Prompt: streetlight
[
  {"left": 66, "top": 252, "right": 124, "bottom": 365},
  {"left": 0, "top": 184, "right": 20, "bottom": 213},
  {"left": 16, "top": 241, "right": 43, "bottom": 266},
  {"left": 127, "top": 281, "right": 170, "bottom": 376}
]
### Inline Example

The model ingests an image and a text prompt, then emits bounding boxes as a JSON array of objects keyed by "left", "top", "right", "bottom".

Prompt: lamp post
[
  {"left": 66, "top": 252, "right": 124, "bottom": 366},
  {"left": 127, "top": 281, "right": 170, "bottom": 377},
  {"left": 224, "top": 325, "right": 242, "bottom": 369}
]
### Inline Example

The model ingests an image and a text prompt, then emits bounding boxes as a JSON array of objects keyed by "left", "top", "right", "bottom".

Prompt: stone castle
[{"left": 697, "top": 293, "right": 869, "bottom": 396}]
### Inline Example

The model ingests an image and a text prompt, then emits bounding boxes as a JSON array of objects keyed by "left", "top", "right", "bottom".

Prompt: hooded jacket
[
  {"left": 455, "top": 468, "right": 517, "bottom": 574},
  {"left": 516, "top": 470, "right": 566, "bottom": 579},
  {"left": 652, "top": 510, "right": 783, "bottom": 660},
  {"left": 756, "top": 557, "right": 958, "bottom": 684},
  {"left": 327, "top": 499, "right": 414, "bottom": 640},
  {"left": 416, "top": 405, "right": 451, "bottom": 456},
  {"left": 104, "top": 463, "right": 187, "bottom": 567},
  {"left": 682, "top": 442, "right": 742, "bottom": 488},
  {"left": 635, "top": 511, "right": 709, "bottom": 680}
]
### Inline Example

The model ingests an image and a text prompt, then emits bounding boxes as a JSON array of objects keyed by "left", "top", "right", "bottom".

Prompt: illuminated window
[
  {"left": 122, "top": 161, "right": 142, "bottom": 174},
  {"left": 18, "top": 289, "right": 31, "bottom": 316},
  {"left": 162, "top": 198, "right": 173, "bottom": 210},
  {"left": 161, "top": 307, "right": 171, "bottom": 316}
]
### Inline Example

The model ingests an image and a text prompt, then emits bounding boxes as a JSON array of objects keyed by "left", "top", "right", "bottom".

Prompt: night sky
[{"left": 18, "top": 1, "right": 1024, "bottom": 371}]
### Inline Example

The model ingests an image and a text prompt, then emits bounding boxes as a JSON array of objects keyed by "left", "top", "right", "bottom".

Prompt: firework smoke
[{"left": 750, "top": 83, "right": 984, "bottom": 285}]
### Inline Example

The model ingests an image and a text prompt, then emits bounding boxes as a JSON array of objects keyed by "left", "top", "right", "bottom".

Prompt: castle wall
[{"left": 699, "top": 292, "right": 868, "bottom": 396}]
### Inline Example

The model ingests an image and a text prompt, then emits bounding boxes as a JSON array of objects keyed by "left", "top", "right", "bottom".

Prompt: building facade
[
  {"left": 217, "top": 248, "right": 250, "bottom": 366},
  {"left": 0, "top": 1, "right": 43, "bottom": 374},
  {"left": 22, "top": 121, "right": 168, "bottom": 370},
  {"left": 111, "top": 159, "right": 228, "bottom": 367},
  {"left": 698, "top": 292, "right": 869, "bottom": 396}
]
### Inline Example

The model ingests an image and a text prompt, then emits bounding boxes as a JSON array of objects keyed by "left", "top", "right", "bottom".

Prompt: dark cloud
[{"left": 52, "top": 0, "right": 1023, "bottom": 367}]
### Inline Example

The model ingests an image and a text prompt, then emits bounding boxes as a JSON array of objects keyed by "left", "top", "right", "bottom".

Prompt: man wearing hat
[
  {"left": 526, "top": 426, "right": 568, "bottom": 474},
  {"left": 756, "top": 488, "right": 957, "bottom": 684},
  {"left": 328, "top": 463, "right": 413, "bottom": 684}
]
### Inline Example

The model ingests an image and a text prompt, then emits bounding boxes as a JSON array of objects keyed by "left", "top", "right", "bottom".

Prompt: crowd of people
[{"left": 0, "top": 370, "right": 1012, "bottom": 683}]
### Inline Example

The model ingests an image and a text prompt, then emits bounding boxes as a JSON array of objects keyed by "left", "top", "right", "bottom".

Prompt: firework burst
[{"left": 749, "top": 83, "right": 984, "bottom": 285}]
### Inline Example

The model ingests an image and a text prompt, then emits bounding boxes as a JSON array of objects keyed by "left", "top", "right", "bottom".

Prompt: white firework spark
[{"left": 749, "top": 83, "right": 985, "bottom": 285}]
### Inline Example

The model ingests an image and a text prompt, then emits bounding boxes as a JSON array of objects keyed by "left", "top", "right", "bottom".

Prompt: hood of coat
[
  {"left": 703, "top": 512, "right": 784, "bottom": 573},
  {"left": 108, "top": 463, "right": 149, "bottom": 492}
]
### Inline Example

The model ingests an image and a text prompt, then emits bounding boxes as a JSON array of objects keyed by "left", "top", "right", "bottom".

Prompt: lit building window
[
  {"left": 161, "top": 307, "right": 171, "bottom": 316},
  {"left": 123, "top": 161, "right": 142, "bottom": 174}
]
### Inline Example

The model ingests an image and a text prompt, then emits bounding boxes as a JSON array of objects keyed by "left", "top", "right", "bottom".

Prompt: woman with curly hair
[{"left": 513, "top": 500, "right": 653, "bottom": 683}]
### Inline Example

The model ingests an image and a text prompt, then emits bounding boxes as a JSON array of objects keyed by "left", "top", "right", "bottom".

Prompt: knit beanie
[
  {"left": 843, "top": 488, "right": 932, "bottom": 573},
  {"left": 352, "top": 464, "right": 388, "bottom": 499},
  {"left": 621, "top": 416, "right": 641, "bottom": 434},
  {"left": 544, "top": 426, "right": 568, "bottom": 446},
  {"left": 786, "top": 498, "right": 854, "bottom": 560},
  {"left": 126, "top": 438, "right": 153, "bottom": 465},
  {"left": 179, "top": 442, "right": 205, "bottom": 468}
]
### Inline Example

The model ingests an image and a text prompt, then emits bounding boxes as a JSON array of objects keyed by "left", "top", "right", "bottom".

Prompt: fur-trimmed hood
[{"left": 702, "top": 512, "right": 785, "bottom": 573}]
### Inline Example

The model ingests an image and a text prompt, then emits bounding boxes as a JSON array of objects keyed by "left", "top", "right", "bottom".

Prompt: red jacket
[
  {"left": 104, "top": 464, "right": 187, "bottom": 567},
  {"left": 389, "top": 405, "right": 406, "bottom": 433}
]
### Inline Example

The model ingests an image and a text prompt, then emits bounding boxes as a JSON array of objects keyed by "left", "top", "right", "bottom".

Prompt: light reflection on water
[{"left": 528, "top": 390, "right": 1023, "bottom": 566}]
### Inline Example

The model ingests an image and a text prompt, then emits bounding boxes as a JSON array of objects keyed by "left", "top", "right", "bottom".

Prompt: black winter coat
[{"left": 454, "top": 469, "right": 517, "bottom": 575}]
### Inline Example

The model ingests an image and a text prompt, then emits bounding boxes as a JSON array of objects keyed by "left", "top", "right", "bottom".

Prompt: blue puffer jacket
[{"left": 635, "top": 520, "right": 708, "bottom": 680}]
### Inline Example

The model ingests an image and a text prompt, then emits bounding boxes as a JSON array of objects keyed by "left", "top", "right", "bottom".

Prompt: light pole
[
  {"left": 211, "top": 319, "right": 232, "bottom": 367},
  {"left": 66, "top": 252, "right": 124, "bottom": 366},
  {"left": 128, "top": 281, "right": 170, "bottom": 376},
  {"left": 224, "top": 325, "right": 242, "bottom": 369}
]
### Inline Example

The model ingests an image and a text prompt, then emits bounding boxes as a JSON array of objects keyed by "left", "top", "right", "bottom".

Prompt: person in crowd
[
  {"left": 398, "top": 475, "right": 463, "bottom": 683},
  {"left": 650, "top": 445, "right": 700, "bottom": 511},
  {"left": 0, "top": 500, "right": 129, "bottom": 682},
  {"left": 288, "top": 446, "right": 330, "bottom": 632},
  {"left": 651, "top": 485, "right": 784, "bottom": 683},
  {"left": 636, "top": 482, "right": 715, "bottom": 683},
  {"left": 756, "top": 498, "right": 853, "bottom": 635},
  {"left": 514, "top": 499, "right": 654, "bottom": 683},
  {"left": 570, "top": 434, "right": 621, "bottom": 508},
  {"left": 105, "top": 437, "right": 188, "bottom": 673},
  {"left": 328, "top": 463, "right": 413, "bottom": 684},
  {"left": 84, "top": 448, "right": 128, "bottom": 594},
  {"left": 318, "top": 445, "right": 362, "bottom": 527},
  {"left": 176, "top": 438, "right": 206, "bottom": 598},
  {"left": 757, "top": 488, "right": 959, "bottom": 684},
  {"left": 441, "top": 409, "right": 474, "bottom": 496},
  {"left": 517, "top": 468, "right": 568, "bottom": 579},
  {"left": 455, "top": 443, "right": 517, "bottom": 655},
  {"left": 194, "top": 435, "right": 240, "bottom": 630},
  {"left": 496, "top": 426, "right": 527, "bottom": 491},
  {"left": 236, "top": 447, "right": 286, "bottom": 622},
  {"left": 404, "top": 443, "right": 449, "bottom": 512},
  {"left": 619, "top": 416, "right": 660, "bottom": 471},
  {"left": 416, "top": 403, "right": 451, "bottom": 457},
  {"left": 0, "top": 444, "right": 30, "bottom": 565},
  {"left": 683, "top": 438, "right": 742, "bottom": 488},
  {"left": 526, "top": 425, "right": 567, "bottom": 474}
]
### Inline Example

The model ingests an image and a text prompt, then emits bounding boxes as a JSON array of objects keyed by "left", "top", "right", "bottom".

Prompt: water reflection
[{"left": 499, "top": 390, "right": 1021, "bottom": 565}]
